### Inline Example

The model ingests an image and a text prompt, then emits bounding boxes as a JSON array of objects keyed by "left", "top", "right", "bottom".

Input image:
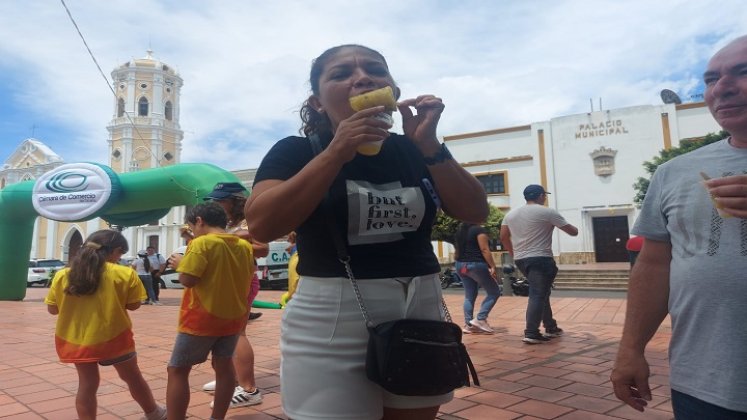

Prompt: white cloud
[{"left": 1, "top": 0, "right": 746, "bottom": 170}]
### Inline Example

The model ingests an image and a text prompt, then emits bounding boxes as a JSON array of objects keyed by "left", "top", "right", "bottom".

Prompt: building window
[
  {"left": 165, "top": 101, "right": 173, "bottom": 121},
  {"left": 475, "top": 173, "right": 506, "bottom": 194},
  {"left": 138, "top": 97, "right": 149, "bottom": 116},
  {"left": 117, "top": 98, "right": 125, "bottom": 117}
]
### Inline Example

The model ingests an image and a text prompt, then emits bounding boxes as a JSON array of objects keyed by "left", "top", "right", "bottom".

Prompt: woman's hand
[
  {"left": 326, "top": 106, "right": 392, "bottom": 162},
  {"left": 397, "top": 95, "right": 445, "bottom": 149}
]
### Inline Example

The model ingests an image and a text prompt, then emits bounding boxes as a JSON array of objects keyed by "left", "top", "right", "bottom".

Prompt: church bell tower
[{"left": 107, "top": 50, "right": 184, "bottom": 173}]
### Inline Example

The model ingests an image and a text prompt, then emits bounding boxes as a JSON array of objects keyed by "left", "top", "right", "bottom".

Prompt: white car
[{"left": 28, "top": 259, "right": 66, "bottom": 287}]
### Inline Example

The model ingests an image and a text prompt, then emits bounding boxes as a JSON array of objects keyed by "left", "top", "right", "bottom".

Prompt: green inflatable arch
[{"left": 0, "top": 163, "right": 241, "bottom": 301}]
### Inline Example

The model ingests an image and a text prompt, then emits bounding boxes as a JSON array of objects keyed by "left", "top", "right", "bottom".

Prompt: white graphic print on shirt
[{"left": 347, "top": 180, "right": 425, "bottom": 245}]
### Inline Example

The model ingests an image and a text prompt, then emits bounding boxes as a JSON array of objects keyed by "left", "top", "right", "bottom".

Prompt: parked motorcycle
[
  {"left": 503, "top": 264, "right": 529, "bottom": 296},
  {"left": 440, "top": 267, "right": 463, "bottom": 289}
]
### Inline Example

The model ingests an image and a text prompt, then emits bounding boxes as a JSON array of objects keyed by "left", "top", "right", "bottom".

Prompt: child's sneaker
[
  {"left": 202, "top": 380, "right": 216, "bottom": 392},
  {"left": 144, "top": 405, "right": 166, "bottom": 420},
  {"left": 210, "top": 386, "right": 262, "bottom": 409}
]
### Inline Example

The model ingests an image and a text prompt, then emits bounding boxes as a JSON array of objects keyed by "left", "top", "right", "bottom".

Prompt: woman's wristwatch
[{"left": 422, "top": 143, "right": 453, "bottom": 166}]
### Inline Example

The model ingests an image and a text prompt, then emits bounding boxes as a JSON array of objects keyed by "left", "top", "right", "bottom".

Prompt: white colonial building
[{"left": 444, "top": 101, "right": 721, "bottom": 263}]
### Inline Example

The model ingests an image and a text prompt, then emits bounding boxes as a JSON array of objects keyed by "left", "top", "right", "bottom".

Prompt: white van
[{"left": 256, "top": 241, "right": 291, "bottom": 290}]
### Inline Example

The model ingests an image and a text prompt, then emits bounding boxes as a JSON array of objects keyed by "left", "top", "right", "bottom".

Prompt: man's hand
[
  {"left": 704, "top": 174, "right": 747, "bottom": 218},
  {"left": 611, "top": 350, "right": 653, "bottom": 412}
]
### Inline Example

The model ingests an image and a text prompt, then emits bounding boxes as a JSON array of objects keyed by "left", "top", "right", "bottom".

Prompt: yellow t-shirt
[
  {"left": 44, "top": 263, "right": 146, "bottom": 363},
  {"left": 177, "top": 233, "right": 254, "bottom": 336}
]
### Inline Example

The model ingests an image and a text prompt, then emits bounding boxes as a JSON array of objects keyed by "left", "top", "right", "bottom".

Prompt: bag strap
[
  {"left": 309, "top": 134, "right": 454, "bottom": 327},
  {"left": 309, "top": 135, "right": 373, "bottom": 327}
]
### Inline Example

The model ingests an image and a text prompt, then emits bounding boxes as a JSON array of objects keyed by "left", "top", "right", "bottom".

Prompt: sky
[{"left": 1, "top": 0, "right": 747, "bottom": 171}]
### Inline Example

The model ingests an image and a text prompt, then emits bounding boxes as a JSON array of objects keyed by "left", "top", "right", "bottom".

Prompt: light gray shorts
[
  {"left": 168, "top": 332, "right": 239, "bottom": 367},
  {"left": 280, "top": 274, "right": 453, "bottom": 420}
]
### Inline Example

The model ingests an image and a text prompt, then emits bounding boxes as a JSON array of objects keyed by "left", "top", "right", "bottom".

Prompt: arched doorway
[{"left": 67, "top": 231, "right": 83, "bottom": 264}]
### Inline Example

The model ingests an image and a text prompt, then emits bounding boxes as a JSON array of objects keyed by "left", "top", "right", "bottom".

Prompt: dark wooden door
[
  {"left": 68, "top": 230, "right": 83, "bottom": 263},
  {"left": 592, "top": 216, "right": 629, "bottom": 262}
]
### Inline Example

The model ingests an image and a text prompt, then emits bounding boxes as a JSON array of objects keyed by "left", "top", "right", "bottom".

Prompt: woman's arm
[
  {"left": 397, "top": 95, "right": 487, "bottom": 224},
  {"left": 232, "top": 229, "right": 269, "bottom": 258},
  {"left": 477, "top": 233, "right": 497, "bottom": 279},
  {"left": 246, "top": 108, "right": 390, "bottom": 242},
  {"left": 427, "top": 159, "right": 488, "bottom": 224}
]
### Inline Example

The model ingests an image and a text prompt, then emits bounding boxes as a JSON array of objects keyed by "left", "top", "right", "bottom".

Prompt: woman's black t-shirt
[
  {"left": 455, "top": 225, "right": 488, "bottom": 263},
  {"left": 253, "top": 133, "right": 441, "bottom": 279}
]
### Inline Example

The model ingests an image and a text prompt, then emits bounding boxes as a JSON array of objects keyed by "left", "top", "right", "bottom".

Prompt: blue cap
[
  {"left": 204, "top": 182, "right": 247, "bottom": 200},
  {"left": 523, "top": 184, "right": 550, "bottom": 200}
]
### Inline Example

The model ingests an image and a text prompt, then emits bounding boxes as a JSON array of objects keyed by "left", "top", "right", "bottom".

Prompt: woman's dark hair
[
  {"left": 65, "top": 230, "right": 128, "bottom": 296},
  {"left": 225, "top": 195, "right": 247, "bottom": 228},
  {"left": 300, "top": 44, "right": 391, "bottom": 137},
  {"left": 186, "top": 202, "right": 228, "bottom": 228},
  {"left": 454, "top": 223, "right": 475, "bottom": 260}
]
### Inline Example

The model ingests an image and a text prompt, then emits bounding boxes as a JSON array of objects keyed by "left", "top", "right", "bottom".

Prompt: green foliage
[
  {"left": 633, "top": 130, "right": 729, "bottom": 206},
  {"left": 431, "top": 203, "right": 504, "bottom": 244}
]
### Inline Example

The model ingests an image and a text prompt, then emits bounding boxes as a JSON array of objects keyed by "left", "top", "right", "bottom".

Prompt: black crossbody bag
[{"left": 309, "top": 135, "right": 479, "bottom": 396}]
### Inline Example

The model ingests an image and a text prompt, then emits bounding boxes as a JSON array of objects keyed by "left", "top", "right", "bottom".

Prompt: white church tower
[{"left": 107, "top": 50, "right": 184, "bottom": 172}]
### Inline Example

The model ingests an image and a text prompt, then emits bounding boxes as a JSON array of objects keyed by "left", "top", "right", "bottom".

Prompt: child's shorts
[
  {"left": 99, "top": 351, "right": 136, "bottom": 366},
  {"left": 280, "top": 274, "right": 453, "bottom": 420},
  {"left": 168, "top": 333, "right": 239, "bottom": 367}
]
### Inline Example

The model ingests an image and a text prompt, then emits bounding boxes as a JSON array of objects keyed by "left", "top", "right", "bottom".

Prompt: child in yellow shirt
[
  {"left": 166, "top": 202, "right": 255, "bottom": 420},
  {"left": 45, "top": 229, "right": 165, "bottom": 420}
]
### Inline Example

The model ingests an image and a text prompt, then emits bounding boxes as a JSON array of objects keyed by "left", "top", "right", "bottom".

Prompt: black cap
[
  {"left": 204, "top": 182, "right": 247, "bottom": 200},
  {"left": 523, "top": 184, "right": 550, "bottom": 200}
]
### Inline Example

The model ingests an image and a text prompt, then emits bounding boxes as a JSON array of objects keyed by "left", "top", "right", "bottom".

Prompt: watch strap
[{"left": 423, "top": 143, "right": 453, "bottom": 165}]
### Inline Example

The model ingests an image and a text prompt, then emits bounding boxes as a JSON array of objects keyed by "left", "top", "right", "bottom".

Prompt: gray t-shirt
[
  {"left": 633, "top": 139, "right": 747, "bottom": 412},
  {"left": 503, "top": 204, "right": 569, "bottom": 260}
]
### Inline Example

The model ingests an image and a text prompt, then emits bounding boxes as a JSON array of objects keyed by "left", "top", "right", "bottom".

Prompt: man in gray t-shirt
[
  {"left": 501, "top": 185, "right": 578, "bottom": 344},
  {"left": 611, "top": 35, "right": 747, "bottom": 418}
]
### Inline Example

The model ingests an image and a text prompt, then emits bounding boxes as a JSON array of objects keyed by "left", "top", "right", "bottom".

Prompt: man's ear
[
  {"left": 308, "top": 95, "right": 323, "bottom": 113},
  {"left": 394, "top": 86, "right": 401, "bottom": 100}
]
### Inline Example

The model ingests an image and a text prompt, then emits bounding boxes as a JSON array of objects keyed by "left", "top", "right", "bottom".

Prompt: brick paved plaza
[{"left": 0, "top": 287, "right": 673, "bottom": 419}]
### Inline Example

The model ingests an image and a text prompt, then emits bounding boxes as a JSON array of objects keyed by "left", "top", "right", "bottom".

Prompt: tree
[
  {"left": 633, "top": 130, "right": 729, "bottom": 206},
  {"left": 431, "top": 203, "right": 505, "bottom": 245}
]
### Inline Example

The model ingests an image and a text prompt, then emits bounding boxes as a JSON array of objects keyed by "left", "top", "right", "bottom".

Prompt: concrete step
[
  {"left": 555, "top": 281, "right": 628, "bottom": 290},
  {"left": 555, "top": 285, "right": 629, "bottom": 291},
  {"left": 556, "top": 276, "right": 629, "bottom": 282},
  {"left": 554, "top": 271, "right": 629, "bottom": 290},
  {"left": 555, "top": 279, "right": 628, "bottom": 288},
  {"left": 556, "top": 270, "right": 630, "bottom": 278}
]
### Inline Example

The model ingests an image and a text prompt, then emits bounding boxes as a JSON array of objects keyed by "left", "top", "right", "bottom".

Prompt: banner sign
[{"left": 32, "top": 163, "right": 119, "bottom": 221}]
